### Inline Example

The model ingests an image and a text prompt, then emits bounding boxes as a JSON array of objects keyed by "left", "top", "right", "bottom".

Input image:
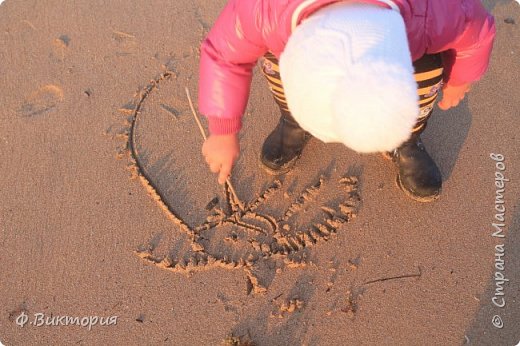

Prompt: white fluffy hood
[{"left": 280, "top": 2, "right": 419, "bottom": 153}]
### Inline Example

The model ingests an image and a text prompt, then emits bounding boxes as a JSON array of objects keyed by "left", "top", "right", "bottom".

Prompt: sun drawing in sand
[{"left": 114, "top": 72, "right": 361, "bottom": 294}]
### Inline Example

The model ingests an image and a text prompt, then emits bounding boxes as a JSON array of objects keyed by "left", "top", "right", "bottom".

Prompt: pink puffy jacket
[{"left": 199, "top": 0, "right": 496, "bottom": 135}]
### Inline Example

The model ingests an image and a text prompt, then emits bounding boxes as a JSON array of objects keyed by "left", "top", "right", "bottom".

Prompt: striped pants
[{"left": 260, "top": 52, "right": 444, "bottom": 135}]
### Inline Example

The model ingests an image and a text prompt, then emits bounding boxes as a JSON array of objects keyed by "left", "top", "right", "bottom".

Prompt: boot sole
[
  {"left": 259, "top": 155, "right": 299, "bottom": 176},
  {"left": 396, "top": 173, "right": 441, "bottom": 203},
  {"left": 384, "top": 152, "right": 441, "bottom": 202},
  {"left": 259, "top": 135, "right": 311, "bottom": 176}
]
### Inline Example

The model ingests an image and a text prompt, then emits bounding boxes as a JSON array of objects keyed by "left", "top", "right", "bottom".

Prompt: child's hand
[
  {"left": 438, "top": 83, "right": 472, "bottom": 110},
  {"left": 202, "top": 134, "right": 240, "bottom": 185}
]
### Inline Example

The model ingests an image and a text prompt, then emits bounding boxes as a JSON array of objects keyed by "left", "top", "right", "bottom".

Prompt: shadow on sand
[{"left": 463, "top": 199, "right": 520, "bottom": 344}]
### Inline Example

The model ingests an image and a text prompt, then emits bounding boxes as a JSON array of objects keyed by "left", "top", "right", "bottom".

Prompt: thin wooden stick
[
  {"left": 185, "top": 87, "right": 244, "bottom": 211},
  {"left": 185, "top": 87, "right": 208, "bottom": 141}
]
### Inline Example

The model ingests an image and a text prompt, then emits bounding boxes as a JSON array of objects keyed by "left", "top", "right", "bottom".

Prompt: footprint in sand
[
  {"left": 112, "top": 30, "right": 137, "bottom": 56},
  {"left": 19, "top": 84, "right": 64, "bottom": 118},
  {"left": 51, "top": 35, "right": 70, "bottom": 62}
]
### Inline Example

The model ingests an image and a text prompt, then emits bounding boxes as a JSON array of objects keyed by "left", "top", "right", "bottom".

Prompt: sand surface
[{"left": 0, "top": 0, "right": 519, "bottom": 345}]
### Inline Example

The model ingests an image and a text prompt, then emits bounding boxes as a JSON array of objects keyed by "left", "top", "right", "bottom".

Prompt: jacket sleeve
[
  {"left": 441, "top": 0, "right": 496, "bottom": 86},
  {"left": 198, "top": 0, "right": 267, "bottom": 135}
]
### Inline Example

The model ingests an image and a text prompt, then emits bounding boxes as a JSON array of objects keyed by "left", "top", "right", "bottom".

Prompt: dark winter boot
[
  {"left": 260, "top": 110, "right": 312, "bottom": 175},
  {"left": 390, "top": 133, "right": 442, "bottom": 202}
]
